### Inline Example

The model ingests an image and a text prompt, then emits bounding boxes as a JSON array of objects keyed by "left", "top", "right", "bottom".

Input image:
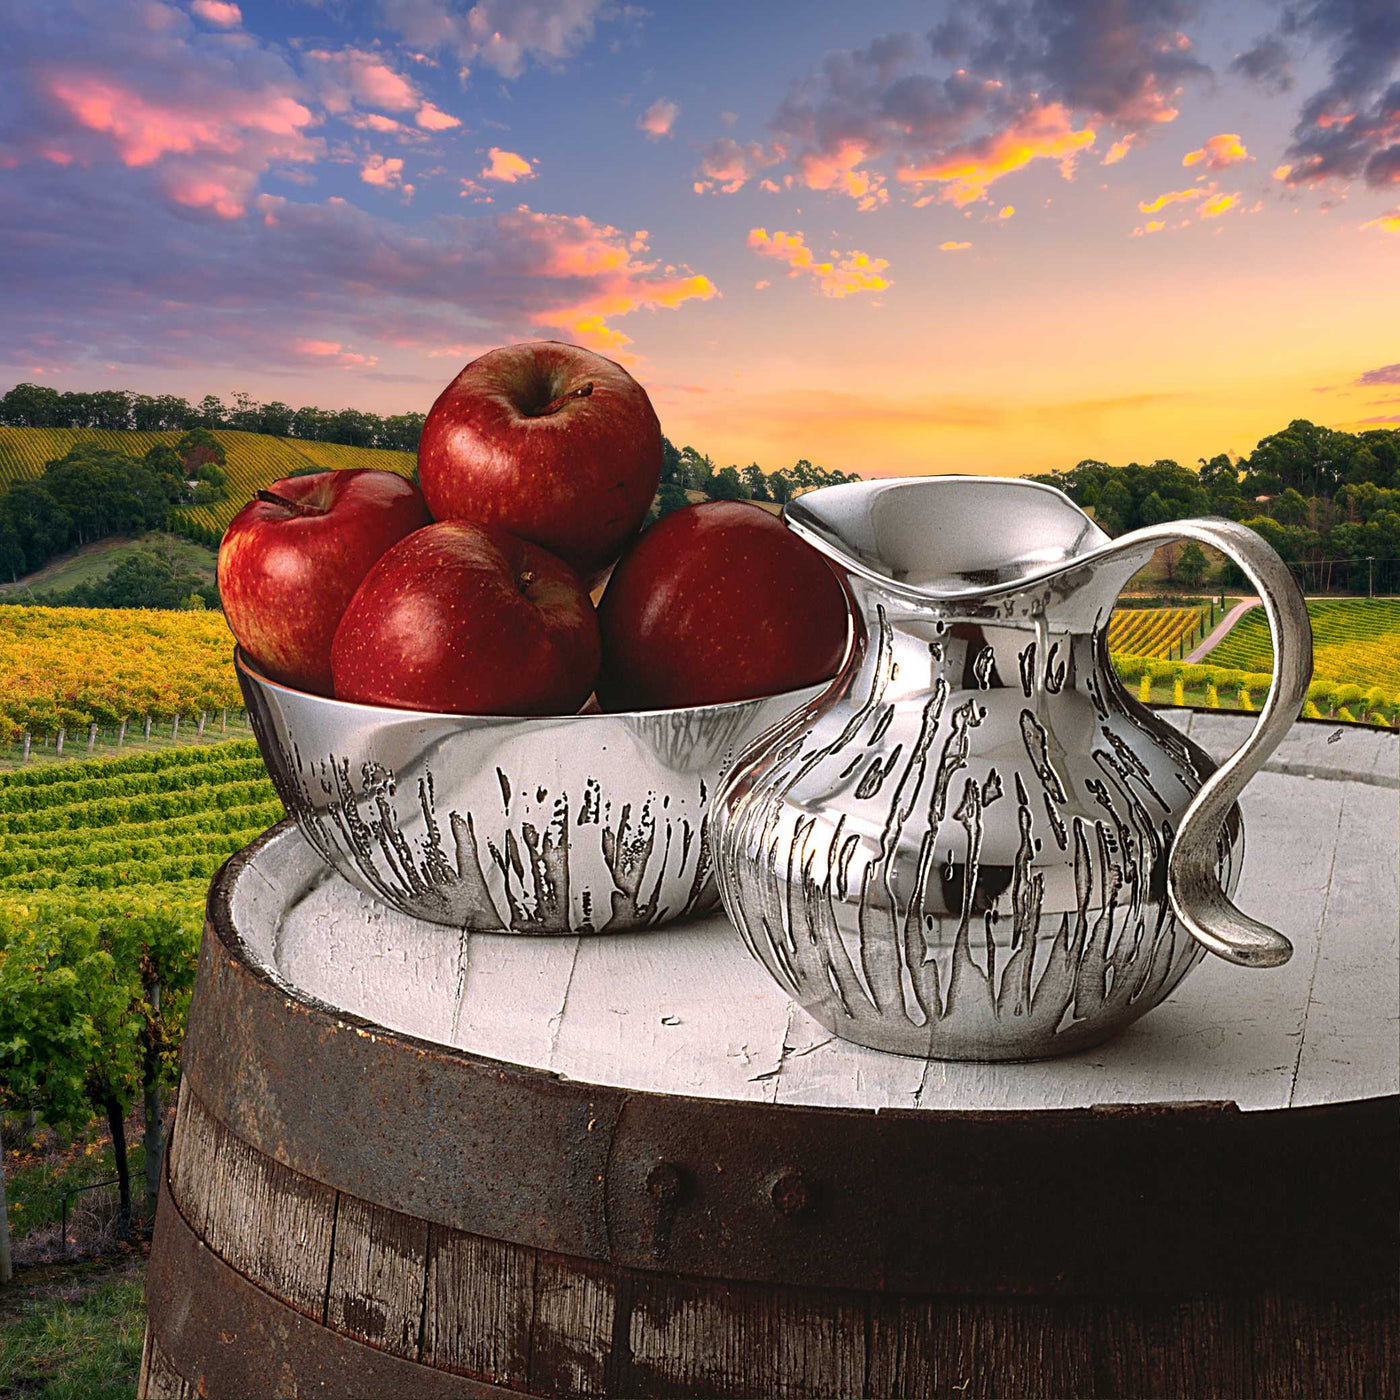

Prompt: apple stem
[
  {"left": 255, "top": 489, "right": 328, "bottom": 517},
  {"left": 531, "top": 382, "right": 593, "bottom": 417}
]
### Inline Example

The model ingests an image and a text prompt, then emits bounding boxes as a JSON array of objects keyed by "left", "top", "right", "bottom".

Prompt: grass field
[
  {"left": 0, "top": 532, "right": 218, "bottom": 598},
  {"left": 0, "top": 426, "right": 414, "bottom": 535},
  {"left": 0, "top": 1258, "right": 144, "bottom": 1400},
  {"left": 1205, "top": 598, "right": 1400, "bottom": 693}
]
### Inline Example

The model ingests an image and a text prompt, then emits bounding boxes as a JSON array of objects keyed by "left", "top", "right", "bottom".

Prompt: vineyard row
[
  {"left": 0, "top": 755, "right": 268, "bottom": 813},
  {"left": 0, "top": 778, "right": 278, "bottom": 835}
]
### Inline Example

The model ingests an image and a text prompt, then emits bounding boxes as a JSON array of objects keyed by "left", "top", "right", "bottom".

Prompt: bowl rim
[{"left": 233, "top": 646, "right": 828, "bottom": 724}]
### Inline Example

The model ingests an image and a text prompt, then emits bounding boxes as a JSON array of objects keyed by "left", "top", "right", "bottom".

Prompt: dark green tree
[
  {"left": 4, "top": 480, "right": 71, "bottom": 566},
  {"left": 742, "top": 463, "right": 770, "bottom": 500},
  {"left": 709, "top": 465, "right": 748, "bottom": 500},
  {"left": 659, "top": 436, "right": 684, "bottom": 485},
  {"left": 1176, "top": 541, "right": 1209, "bottom": 587}
]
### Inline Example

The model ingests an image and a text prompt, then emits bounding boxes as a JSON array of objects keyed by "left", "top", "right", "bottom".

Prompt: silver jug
[{"left": 712, "top": 477, "right": 1312, "bottom": 1061}]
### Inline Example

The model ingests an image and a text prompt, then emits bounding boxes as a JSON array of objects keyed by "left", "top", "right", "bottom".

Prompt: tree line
[
  {"left": 0, "top": 383, "right": 425, "bottom": 454},
  {"left": 1025, "top": 419, "right": 1400, "bottom": 593},
  {"left": 0, "top": 433, "right": 227, "bottom": 587},
  {"left": 653, "top": 439, "right": 861, "bottom": 518}
]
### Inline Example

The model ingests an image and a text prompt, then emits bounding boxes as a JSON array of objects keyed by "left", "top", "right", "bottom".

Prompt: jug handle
[{"left": 1099, "top": 517, "right": 1313, "bottom": 968}]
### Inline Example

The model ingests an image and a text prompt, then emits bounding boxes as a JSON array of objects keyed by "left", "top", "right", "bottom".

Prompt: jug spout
[{"left": 785, "top": 477, "right": 1138, "bottom": 609}]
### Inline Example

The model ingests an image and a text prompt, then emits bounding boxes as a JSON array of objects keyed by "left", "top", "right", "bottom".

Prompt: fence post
[
  {"left": 198, "top": 711, "right": 207, "bottom": 738},
  {"left": 87, "top": 722, "right": 98, "bottom": 754},
  {"left": 220, "top": 707, "right": 227, "bottom": 733},
  {"left": 21, "top": 733, "right": 30, "bottom": 764},
  {"left": 118, "top": 718, "right": 127, "bottom": 748},
  {"left": 172, "top": 714, "right": 180, "bottom": 742},
  {"left": 143, "top": 715, "right": 152, "bottom": 741},
  {"left": 55, "top": 727, "right": 64, "bottom": 757}
]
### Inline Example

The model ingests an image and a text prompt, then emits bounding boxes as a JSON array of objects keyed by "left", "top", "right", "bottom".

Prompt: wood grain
[
  {"left": 325, "top": 1193, "right": 428, "bottom": 1358},
  {"left": 421, "top": 1225, "right": 536, "bottom": 1387},
  {"left": 169, "top": 1086, "right": 337, "bottom": 1320}
]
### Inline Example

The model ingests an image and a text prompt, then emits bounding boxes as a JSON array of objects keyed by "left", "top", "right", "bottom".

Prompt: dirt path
[{"left": 1186, "top": 596, "right": 1260, "bottom": 663}]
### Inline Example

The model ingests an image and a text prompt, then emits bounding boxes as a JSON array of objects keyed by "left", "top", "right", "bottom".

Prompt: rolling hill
[{"left": 0, "top": 426, "right": 415, "bottom": 534}]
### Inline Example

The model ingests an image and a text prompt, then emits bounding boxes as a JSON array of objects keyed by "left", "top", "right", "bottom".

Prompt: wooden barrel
[{"left": 142, "top": 721, "right": 1398, "bottom": 1399}]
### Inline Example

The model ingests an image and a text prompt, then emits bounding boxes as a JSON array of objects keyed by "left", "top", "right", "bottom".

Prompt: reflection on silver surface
[
  {"left": 715, "top": 478, "right": 1312, "bottom": 1061},
  {"left": 239, "top": 651, "right": 820, "bottom": 934}
]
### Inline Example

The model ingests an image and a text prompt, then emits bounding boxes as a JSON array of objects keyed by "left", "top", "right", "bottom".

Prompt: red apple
[
  {"left": 416, "top": 341, "right": 662, "bottom": 577},
  {"left": 596, "top": 501, "right": 850, "bottom": 711},
  {"left": 331, "top": 521, "right": 600, "bottom": 715},
  {"left": 219, "top": 469, "right": 430, "bottom": 694}
]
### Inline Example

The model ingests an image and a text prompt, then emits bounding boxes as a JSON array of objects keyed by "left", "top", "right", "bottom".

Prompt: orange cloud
[
  {"left": 997, "top": 205, "right": 1014, "bottom": 219},
  {"left": 896, "top": 104, "right": 1095, "bottom": 205},
  {"left": 1361, "top": 208, "right": 1400, "bottom": 234},
  {"left": 1130, "top": 219, "right": 1167, "bottom": 236},
  {"left": 482, "top": 147, "right": 534, "bottom": 182},
  {"left": 1138, "top": 185, "right": 1205, "bottom": 213},
  {"left": 637, "top": 99, "right": 678, "bottom": 139},
  {"left": 1272, "top": 164, "right": 1292, "bottom": 181},
  {"left": 747, "top": 228, "right": 890, "bottom": 298},
  {"left": 190, "top": 0, "right": 241, "bottom": 25},
  {"left": 502, "top": 206, "right": 719, "bottom": 351},
  {"left": 939, "top": 241, "right": 972, "bottom": 251},
  {"left": 1102, "top": 135, "right": 1136, "bottom": 165},
  {"left": 416, "top": 102, "right": 460, "bottom": 131},
  {"left": 794, "top": 138, "right": 888, "bottom": 210},
  {"left": 1183, "top": 133, "right": 1249, "bottom": 169},
  {"left": 1198, "top": 191, "right": 1240, "bottom": 218}
]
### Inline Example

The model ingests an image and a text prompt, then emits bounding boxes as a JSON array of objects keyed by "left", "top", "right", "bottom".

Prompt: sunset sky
[{"left": 1, "top": 0, "right": 1397, "bottom": 477}]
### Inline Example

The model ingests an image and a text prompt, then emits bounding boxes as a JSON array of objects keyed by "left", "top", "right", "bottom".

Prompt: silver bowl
[{"left": 236, "top": 649, "right": 820, "bottom": 934}]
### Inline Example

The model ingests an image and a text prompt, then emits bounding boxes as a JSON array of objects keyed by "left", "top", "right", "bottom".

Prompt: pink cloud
[
  {"left": 693, "top": 138, "right": 785, "bottom": 194},
  {"left": 291, "top": 337, "right": 378, "bottom": 368},
  {"left": 304, "top": 47, "right": 419, "bottom": 114},
  {"left": 637, "top": 99, "right": 678, "bottom": 140},
  {"left": 416, "top": 102, "right": 460, "bottom": 131},
  {"left": 168, "top": 169, "right": 251, "bottom": 219},
  {"left": 43, "top": 63, "right": 320, "bottom": 219},
  {"left": 49, "top": 76, "right": 317, "bottom": 168},
  {"left": 190, "top": 0, "right": 241, "bottom": 25},
  {"left": 481, "top": 147, "right": 534, "bottom": 182},
  {"left": 360, "top": 153, "right": 406, "bottom": 189},
  {"left": 346, "top": 113, "right": 415, "bottom": 136}
]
